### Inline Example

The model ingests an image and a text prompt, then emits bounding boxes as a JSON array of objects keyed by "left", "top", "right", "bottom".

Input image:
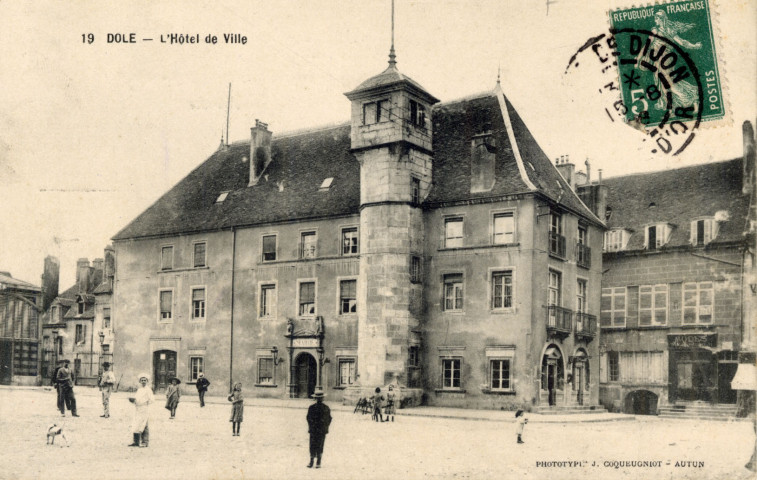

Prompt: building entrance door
[
  {"left": 574, "top": 363, "right": 585, "bottom": 405},
  {"left": 152, "top": 350, "right": 177, "bottom": 391},
  {"left": 294, "top": 353, "right": 317, "bottom": 398},
  {"left": 673, "top": 348, "right": 716, "bottom": 402},
  {"left": 541, "top": 346, "right": 563, "bottom": 406},
  {"left": 0, "top": 339, "right": 12, "bottom": 385}
]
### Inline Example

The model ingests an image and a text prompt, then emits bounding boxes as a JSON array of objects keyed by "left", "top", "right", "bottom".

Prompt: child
[
  {"left": 384, "top": 384, "right": 397, "bottom": 422},
  {"left": 515, "top": 409, "right": 528, "bottom": 444},
  {"left": 228, "top": 382, "right": 244, "bottom": 436},
  {"left": 372, "top": 387, "right": 385, "bottom": 422},
  {"left": 165, "top": 377, "right": 181, "bottom": 419}
]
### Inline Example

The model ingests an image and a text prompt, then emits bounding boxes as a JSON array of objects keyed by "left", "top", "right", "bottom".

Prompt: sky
[{"left": 1, "top": 0, "right": 755, "bottom": 289}]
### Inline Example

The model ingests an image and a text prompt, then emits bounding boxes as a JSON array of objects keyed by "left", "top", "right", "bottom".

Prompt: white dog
[{"left": 46, "top": 423, "right": 69, "bottom": 446}]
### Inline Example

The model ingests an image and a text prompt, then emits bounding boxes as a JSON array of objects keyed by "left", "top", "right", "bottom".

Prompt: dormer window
[
  {"left": 690, "top": 218, "right": 719, "bottom": 246},
  {"left": 319, "top": 178, "right": 334, "bottom": 192},
  {"left": 645, "top": 223, "right": 671, "bottom": 250},
  {"left": 78, "top": 301, "right": 85, "bottom": 315},
  {"left": 409, "top": 100, "right": 426, "bottom": 128},
  {"left": 215, "top": 191, "right": 229, "bottom": 203},
  {"left": 363, "top": 100, "right": 388, "bottom": 125},
  {"left": 604, "top": 229, "right": 630, "bottom": 252}
]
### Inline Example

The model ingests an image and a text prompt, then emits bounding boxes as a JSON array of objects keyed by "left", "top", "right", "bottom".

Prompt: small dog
[{"left": 46, "top": 423, "right": 69, "bottom": 447}]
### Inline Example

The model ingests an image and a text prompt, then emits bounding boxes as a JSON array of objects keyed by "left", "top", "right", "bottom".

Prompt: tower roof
[{"left": 345, "top": 63, "right": 439, "bottom": 104}]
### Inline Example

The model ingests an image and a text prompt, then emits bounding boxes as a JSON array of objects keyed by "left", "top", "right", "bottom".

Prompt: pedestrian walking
[
  {"left": 228, "top": 382, "right": 244, "bottom": 436},
  {"left": 99, "top": 362, "right": 116, "bottom": 418},
  {"left": 384, "top": 384, "right": 397, "bottom": 422},
  {"left": 128, "top": 373, "right": 154, "bottom": 447},
  {"left": 515, "top": 409, "right": 528, "bottom": 444},
  {"left": 306, "top": 387, "right": 331, "bottom": 469},
  {"left": 196, "top": 373, "right": 210, "bottom": 407},
  {"left": 56, "top": 359, "right": 78, "bottom": 417},
  {"left": 372, "top": 387, "right": 385, "bottom": 422},
  {"left": 165, "top": 377, "right": 181, "bottom": 419}
]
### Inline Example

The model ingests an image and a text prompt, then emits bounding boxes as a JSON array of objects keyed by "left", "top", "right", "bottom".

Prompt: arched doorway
[
  {"left": 153, "top": 350, "right": 177, "bottom": 391},
  {"left": 541, "top": 345, "right": 564, "bottom": 406},
  {"left": 294, "top": 352, "right": 317, "bottom": 398},
  {"left": 625, "top": 390, "right": 658, "bottom": 415},
  {"left": 572, "top": 349, "right": 589, "bottom": 406}
]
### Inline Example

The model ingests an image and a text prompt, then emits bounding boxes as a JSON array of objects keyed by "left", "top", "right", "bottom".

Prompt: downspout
[{"left": 229, "top": 227, "right": 236, "bottom": 394}]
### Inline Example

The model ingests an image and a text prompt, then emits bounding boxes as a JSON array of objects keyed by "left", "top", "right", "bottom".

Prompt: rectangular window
[
  {"left": 578, "top": 225, "right": 587, "bottom": 245},
  {"left": 51, "top": 306, "right": 58, "bottom": 323},
  {"left": 604, "top": 229, "right": 628, "bottom": 252},
  {"left": 409, "top": 346, "right": 420, "bottom": 367},
  {"left": 342, "top": 228, "right": 358, "bottom": 255},
  {"left": 619, "top": 352, "right": 665, "bottom": 383},
  {"left": 363, "top": 102, "right": 377, "bottom": 125},
  {"left": 550, "top": 212, "right": 562, "bottom": 235},
  {"left": 260, "top": 284, "right": 276, "bottom": 318},
  {"left": 161, "top": 246, "right": 173, "bottom": 270},
  {"left": 258, "top": 357, "right": 274, "bottom": 385},
  {"left": 159, "top": 290, "right": 173, "bottom": 320},
  {"left": 441, "top": 358, "right": 461, "bottom": 389},
  {"left": 301, "top": 232, "right": 317, "bottom": 259},
  {"left": 491, "top": 271, "right": 513, "bottom": 309},
  {"left": 338, "top": 358, "right": 356, "bottom": 387},
  {"left": 191, "top": 288, "right": 206, "bottom": 319},
  {"left": 493, "top": 213, "right": 515, "bottom": 244},
  {"left": 443, "top": 274, "right": 463, "bottom": 311},
  {"left": 103, "top": 307, "right": 111, "bottom": 329},
  {"left": 646, "top": 224, "right": 670, "bottom": 249},
  {"left": 639, "top": 284, "right": 668, "bottom": 326},
  {"left": 78, "top": 302, "right": 85, "bottom": 315},
  {"left": 262, "top": 235, "right": 277, "bottom": 262},
  {"left": 340, "top": 280, "right": 357, "bottom": 314},
  {"left": 75, "top": 324, "right": 86, "bottom": 345},
  {"left": 548, "top": 270, "right": 561, "bottom": 307},
  {"left": 299, "top": 282, "right": 315, "bottom": 316},
  {"left": 409, "top": 100, "right": 426, "bottom": 128},
  {"left": 683, "top": 282, "right": 714, "bottom": 324},
  {"left": 411, "top": 177, "right": 421, "bottom": 204},
  {"left": 444, "top": 218, "right": 463, "bottom": 248},
  {"left": 490, "top": 359, "right": 511, "bottom": 390},
  {"left": 600, "top": 287, "right": 626, "bottom": 327},
  {"left": 194, "top": 242, "right": 207, "bottom": 268},
  {"left": 576, "top": 279, "right": 587, "bottom": 314},
  {"left": 608, "top": 351, "right": 620, "bottom": 381},
  {"left": 189, "top": 356, "right": 204, "bottom": 382},
  {"left": 648, "top": 226, "right": 657, "bottom": 250},
  {"left": 410, "top": 256, "right": 422, "bottom": 283},
  {"left": 691, "top": 219, "right": 719, "bottom": 246}
]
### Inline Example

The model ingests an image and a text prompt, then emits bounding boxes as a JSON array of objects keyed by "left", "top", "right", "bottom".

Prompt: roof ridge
[{"left": 603, "top": 158, "right": 741, "bottom": 181}]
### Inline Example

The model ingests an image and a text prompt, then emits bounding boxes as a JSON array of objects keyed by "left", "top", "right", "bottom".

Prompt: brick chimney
[
  {"left": 248, "top": 119, "right": 272, "bottom": 186},
  {"left": 104, "top": 245, "right": 115, "bottom": 289},
  {"left": 41, "top": 255, "right": 59, "bottom": 311},
  {"left": 555, "top": 154, "right": 576, "bottom": 190},
  {"left": 92, "top": 258, "right": 104, "bottom": 287},
  {"left": 76, "top": 258, "right": 90, "bottom": 293}
]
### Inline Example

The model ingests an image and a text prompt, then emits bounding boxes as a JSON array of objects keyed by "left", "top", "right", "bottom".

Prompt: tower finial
[
  {"left": 388, "top": 0, "right": 397, "bottom": 67},
  {"left": 497, "top": 64, "right": 501, "bottom": 85}
]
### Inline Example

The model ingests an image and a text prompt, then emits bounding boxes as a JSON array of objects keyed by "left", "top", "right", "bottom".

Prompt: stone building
[
  {"left": 112, "top": 49, "right": 605, "bottom": 410},
  {"left": 41, "top": 246, "right": 116, "bottom": 385},
  {"left": 595, "top": 122, "right": 756, "bottom": 415},
  {"left": 0, "top": 271, "right": 42, "bottom": 385}
]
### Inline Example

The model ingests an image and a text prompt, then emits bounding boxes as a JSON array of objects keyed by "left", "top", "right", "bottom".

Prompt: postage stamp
[{"left": 609, "top": 0, "right": 725, "bottom": 127}]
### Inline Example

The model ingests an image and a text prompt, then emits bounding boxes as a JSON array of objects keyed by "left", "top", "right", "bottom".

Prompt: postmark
[{"left": 610, "top": 0, "right": 725, "bottom": 126}]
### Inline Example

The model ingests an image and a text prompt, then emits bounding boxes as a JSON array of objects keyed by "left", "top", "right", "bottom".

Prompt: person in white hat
[{"left": 128, "top": 373, "right": 154, "bottom": 447}]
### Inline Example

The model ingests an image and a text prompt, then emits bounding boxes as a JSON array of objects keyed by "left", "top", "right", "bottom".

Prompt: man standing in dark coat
[
  {"left": 52, "top": 359, "right": 66, "bottom": 414},
  {"left": 306, "top": 387, "right": 331, "bottom": 469},
  {"left": 56, "top": 359, "right": 78, "bottom": 417},
  {"left": 195, "top": 373, "right": 210, "bottom": 407}
]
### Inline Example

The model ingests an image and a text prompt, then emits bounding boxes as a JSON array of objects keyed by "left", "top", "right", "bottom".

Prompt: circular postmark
[{"left": 565, "top": 28, "right": 703, "bottom": 156}]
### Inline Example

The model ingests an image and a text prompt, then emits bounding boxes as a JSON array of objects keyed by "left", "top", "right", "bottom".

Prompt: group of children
[
  {"left": 161, "top": 377, "right": 244, "bottom": 436},
  {"left": 371, "top": 385, "right": 397, "bottom": 422}
]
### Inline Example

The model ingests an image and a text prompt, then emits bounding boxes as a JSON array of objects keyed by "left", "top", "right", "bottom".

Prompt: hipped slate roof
[
  {"left": 0, "top": 272, "right": 40, "bottom": 292},
  {"left": 603, "top": 159, "right": 749, "bottom": 250},
  {"left": 113, "top": 87, "right": 599, "bottom": 241}
]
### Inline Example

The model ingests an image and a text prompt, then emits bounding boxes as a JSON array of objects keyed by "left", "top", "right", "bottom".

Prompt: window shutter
[
  {"left": 192, "top": 288, "right": 205, "bottom": 301},
  {"left": 599, "top": 353, "right": 608, "bottom": 383},
  {"left": 690, "top": 221, "right": 696, "bottom": 245}
]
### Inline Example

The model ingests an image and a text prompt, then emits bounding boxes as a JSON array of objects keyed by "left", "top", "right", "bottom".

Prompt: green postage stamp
[{"left": 609, "top": 0, "right": 724, "bottom": 128}]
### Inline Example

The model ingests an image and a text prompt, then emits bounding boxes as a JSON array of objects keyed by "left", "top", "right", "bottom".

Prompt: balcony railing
[
  {"left": 549, "top": 232, "right": 566, "bottom": 259},
  {"left": 576, "top": 243, "right": 591, "bottom": 269},
  {"left": 574, "top": 313, "right": 597, "bottom": 341},
  {"left": 547, "top": 305, "right": 572, "bottom": 336}
]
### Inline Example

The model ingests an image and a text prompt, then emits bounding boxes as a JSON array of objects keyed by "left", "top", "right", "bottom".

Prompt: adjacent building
[
  {"left": 41, "top": 247, "right": 116, "bottom": 385},
  {"left": 0, "top": 271, "right": 42, "bottom": 385},
  {"left": 595, "top": 122, "right": 756, "bottom": 414},
  {"left": 112, "top": 47, "right": 605, "bottom": 410}
]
